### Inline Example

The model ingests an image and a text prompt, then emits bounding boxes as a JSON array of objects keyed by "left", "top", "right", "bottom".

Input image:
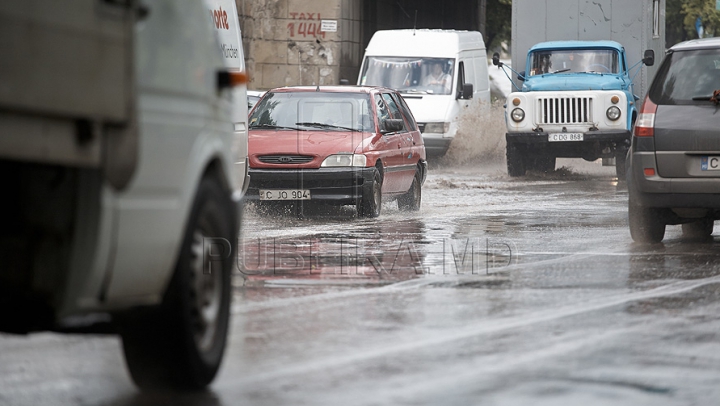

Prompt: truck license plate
[
  {"left": 259, "top": 189, "right": 311, "bottom": 200},
  {"left": 548, "top": 133, "right": 583, "bottom": 142},
  {"left": 701, "top": 156, "right": 720, "bottom": 171}
]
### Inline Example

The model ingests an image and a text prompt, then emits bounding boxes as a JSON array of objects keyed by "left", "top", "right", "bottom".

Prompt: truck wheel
[
  {"left": 532, "top": 155, "right": 556, "bottom": 173},
  {"left": 682, "top": 219, "right": 714, "bottom": 239},
  {"left": 358, "top": 168, "right": 382, "bottom": 218},
  {"left": 628, "top": 199, "right": 665, "bottom": 243},
  {"left": 398, "top": 169, "right": 421, "bottom": 211},
  {"left": 120, "top": 176, "right": 235, "bottom": 391},
  {"left": 615, "top": 149, "right": 628, "bottom": 181},
  {"left": 506, "top": 144, "right": 526, "bottom": 177}
]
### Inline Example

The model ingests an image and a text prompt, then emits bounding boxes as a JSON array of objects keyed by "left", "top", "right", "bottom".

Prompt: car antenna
[
  {"left": 413, "top": 10, "right": 417, "bottom": 35},
  {"left": 396, "top": 2, "right": 415, "bottom": 34}
]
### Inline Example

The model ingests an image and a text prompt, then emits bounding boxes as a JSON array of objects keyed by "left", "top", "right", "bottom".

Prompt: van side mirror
[
  {"left": 492, "top": 52, "right": 501, "bottom": 67},
  {"left": 217, "top": 70, "right": 249, "bottom": 90},
  {"left": 458, "top": 83, "right": 474, "bottom": 100},
  {"left": 518, "top": 71, "right": 526, "bottom": 81},
  {"left": 643, "top": 50, "right": 655, "bottom": 66},
  {"left": 381, "top": 119, "right": 404, "bottom": 134}
]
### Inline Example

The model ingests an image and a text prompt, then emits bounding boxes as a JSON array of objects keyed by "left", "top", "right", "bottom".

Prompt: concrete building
[{"left": 236, "top": 0, "right": 486, "bottom": 90}]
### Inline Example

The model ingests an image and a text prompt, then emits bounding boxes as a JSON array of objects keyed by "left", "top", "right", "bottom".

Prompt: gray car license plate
[{"left": 701, "top": 156, "right": 720, "bottom": 171}]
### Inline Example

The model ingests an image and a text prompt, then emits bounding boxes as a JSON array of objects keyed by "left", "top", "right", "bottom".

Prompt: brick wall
[{"left": 237, "top": 0, "right": 363, "bottom": 90}]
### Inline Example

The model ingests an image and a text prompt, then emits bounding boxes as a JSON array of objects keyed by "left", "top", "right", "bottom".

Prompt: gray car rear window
[{"left": 650, "top": 48, "right": 720, "bottom": 105}]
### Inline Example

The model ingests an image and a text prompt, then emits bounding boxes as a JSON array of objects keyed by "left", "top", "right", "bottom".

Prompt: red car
[{"left": 246, "top": 86, "right": 427, "bottom": 217}]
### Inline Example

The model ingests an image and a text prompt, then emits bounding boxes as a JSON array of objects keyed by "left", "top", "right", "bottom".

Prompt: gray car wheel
[
  {"left": 628, "top": 199, "right": 666, "bottom": 243},
  {"left": 682, "top": 219, "right": 714, "bottom": 239}
]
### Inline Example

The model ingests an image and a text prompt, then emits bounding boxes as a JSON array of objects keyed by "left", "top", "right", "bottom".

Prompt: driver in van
[{"left": 423, "top": 61, "right": 451, "bottom": 92}]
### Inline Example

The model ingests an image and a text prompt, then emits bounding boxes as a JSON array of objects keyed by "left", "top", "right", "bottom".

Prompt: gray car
[{"left": 627, "top": 38, "right": 720, "bottom": 243}]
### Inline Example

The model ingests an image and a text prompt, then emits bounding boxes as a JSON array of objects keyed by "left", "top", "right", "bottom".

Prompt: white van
[
  {"left": 0, "top": 0, "right": 247, "bottom": 390},
  {"left": 358, "top": 29, "right": 490, "bottom": 157},
  {"left": 205, "top": 0, "right": 250, "bottom": 193}
]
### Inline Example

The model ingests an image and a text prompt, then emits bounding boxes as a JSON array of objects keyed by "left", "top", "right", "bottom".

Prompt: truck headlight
[
  {"left": 321, "top": 154, "right": 367, "bottom": 167},
  {"left": 511, "top": 108, "right": 525, "bottom": 122},
  {"left": 606, "top": 106, "right": 622, "bottom": 121},
  {"left": 423, "top": 122, "right": 450, "bottom": 134}
]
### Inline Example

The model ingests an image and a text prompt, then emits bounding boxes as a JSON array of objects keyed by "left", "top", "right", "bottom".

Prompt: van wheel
[
  {"left": 628, "top": 199, "right": 666, "bottom": 243},
  {"left": 682, "top": 219, "right": 714, "bottom": 239},
  {"left": 506, "top": 144, "right": 526, "bottom": 177},
  {"left": 119, "top": 176, "right": 235, "bottom": 391},
  {"left": 398, "top": 170, "right": 421, "bottom": 211},
  {"left": 359, "top": 169, "right": 382, "bottom": 218}
]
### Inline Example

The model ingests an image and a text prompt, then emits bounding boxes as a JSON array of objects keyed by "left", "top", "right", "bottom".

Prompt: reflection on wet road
[{"left": 3, "top": 164, "right": 720, "bottom": 405}]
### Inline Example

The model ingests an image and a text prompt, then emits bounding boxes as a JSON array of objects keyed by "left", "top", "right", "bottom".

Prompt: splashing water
[
  {"left": 440, "top": 99, "right": 612, "bottom": 178},
  {"left": 442, "top": 99, "right": 507, "bottom": 166}
]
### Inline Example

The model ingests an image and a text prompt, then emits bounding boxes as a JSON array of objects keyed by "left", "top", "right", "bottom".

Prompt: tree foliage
[
  {"left": 667, "top": 0, "right": 720, "bottom": 46},
  {"left": 485, "top": 0, "right": 512, "bottom": 51}
]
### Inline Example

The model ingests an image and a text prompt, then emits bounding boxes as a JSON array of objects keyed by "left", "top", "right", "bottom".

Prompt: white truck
[
  {"left": 501, "top": 0, "right": 665, "bottom": 177},
  {"left": 358, "top": 29, "right": 491, "bottom": 158},
  {"left": 0, "top": 0, "right": 248, "bottom": 390}
]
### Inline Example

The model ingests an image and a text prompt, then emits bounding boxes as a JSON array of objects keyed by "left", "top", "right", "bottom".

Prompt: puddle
[{"left": 239, "top": 216, "right": 520, "bottom": 284}]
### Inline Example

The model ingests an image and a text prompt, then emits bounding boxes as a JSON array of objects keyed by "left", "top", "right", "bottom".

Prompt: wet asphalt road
[{"left": 2, "top": 162, "right": 720, "bottom": 405}]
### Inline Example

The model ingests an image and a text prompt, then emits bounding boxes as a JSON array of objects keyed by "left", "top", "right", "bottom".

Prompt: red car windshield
[{"left": 249, "top": 92, "right": 374, "bottom": 132}]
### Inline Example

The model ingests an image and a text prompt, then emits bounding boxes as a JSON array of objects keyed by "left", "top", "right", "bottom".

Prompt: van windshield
[
  {"left": 360, "top": 57, "right": 455, "bottom": 95},
  {"left": 529, "top": 49, "right": 620, "bottom": 75}
]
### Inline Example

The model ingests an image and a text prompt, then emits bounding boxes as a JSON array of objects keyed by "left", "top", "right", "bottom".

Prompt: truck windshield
[
  {"left": 359, "top": 57, "right": 455, "bottom": 95},
  {"left": 529, "top": 49, "right": 620, "bottom": 76},
  {"left": 249, "top": 92, "right": 374, "bottom": 132}
]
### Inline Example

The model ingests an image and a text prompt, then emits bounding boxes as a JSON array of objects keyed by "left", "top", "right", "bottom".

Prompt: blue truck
[
  {"left": 495, "top": 40, "right": 654, "bottom": 178},
  {"left": 497, "top": 0, "right": 665, "bottom": 178}
]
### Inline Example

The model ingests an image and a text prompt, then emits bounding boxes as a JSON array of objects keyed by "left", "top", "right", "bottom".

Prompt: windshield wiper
[
  {"left": 295, "top": 122, "right": 356, "bottom": 131},
  {"left": 549, "top": 68, "right": 571, "bottom": 74},
  {"left": 692, "top": 89, "right": 720, "bottom": 104},
  {"left": 400, "top": 89, "right": 428, "bottom": 94},
  {"left": 249, "top": 123, "right": 304, "bottom": 131}
]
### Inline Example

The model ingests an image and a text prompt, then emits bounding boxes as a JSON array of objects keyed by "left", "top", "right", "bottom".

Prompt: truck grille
[
  {"left": 537, "top": 97, "right": 593, "bottom": 125},
  {"left": 258, "top": 155, "right": 314, "bottom": 164}
]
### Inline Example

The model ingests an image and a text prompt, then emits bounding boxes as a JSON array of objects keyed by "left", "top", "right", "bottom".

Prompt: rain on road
[{"left": 2, "top": 162, "right": 720, "bottom": 405}]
